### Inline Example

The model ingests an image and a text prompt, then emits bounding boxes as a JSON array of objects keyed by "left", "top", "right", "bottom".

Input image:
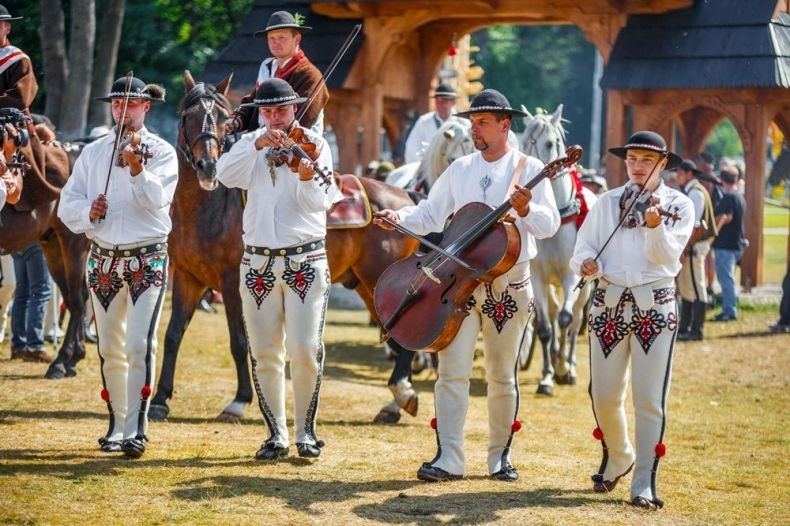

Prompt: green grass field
[
  {"left": 1, "top": 302, "right": 788, "bottom": 525},
  {"left": 763, "top": 204, "right": 788, "bottom": 284}
]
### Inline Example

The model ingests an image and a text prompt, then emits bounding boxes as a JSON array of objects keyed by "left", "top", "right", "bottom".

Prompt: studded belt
[
  {"left": 244, "top": 239, "right": 325, "bottom": 257},
  {"left": 91, "top": 241, "right": 168, "bottom": 258}
]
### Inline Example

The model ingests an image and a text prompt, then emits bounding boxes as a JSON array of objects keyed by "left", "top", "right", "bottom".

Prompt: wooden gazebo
[{"left": 204, "top": 0, "right": 789, "bottom": 285}]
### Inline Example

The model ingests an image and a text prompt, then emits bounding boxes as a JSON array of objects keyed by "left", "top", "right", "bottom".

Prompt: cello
[{"left": 374, "top": 145, "right": 583, "bottom": 352}]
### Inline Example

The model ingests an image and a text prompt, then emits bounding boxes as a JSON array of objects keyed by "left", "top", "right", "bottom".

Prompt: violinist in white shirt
[
  {"left": 58, "top": 76, "right": 177, "bottom": 459},
  {"left": 570, "top": 131, "right": 693, "bottom": 511},
  {"left": 217, "top": 78, "right": 338, "bottom": 463}
]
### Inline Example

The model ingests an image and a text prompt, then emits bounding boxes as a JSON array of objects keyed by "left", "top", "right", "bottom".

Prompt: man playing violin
[
  {"left": 217, "top": 78, "right": 339, "bottom": 462},
  {"left": 58, "top": 76, "right": 177, "bottom": 459},
  {"left": 227, "top": 11, "right": 328, "bottom": 137},
  {"left": 570, "top": 131, "right": 694, "bottom": 510},
  {"left": 375, "top": 89, "right": 559, "bottom": 482}
]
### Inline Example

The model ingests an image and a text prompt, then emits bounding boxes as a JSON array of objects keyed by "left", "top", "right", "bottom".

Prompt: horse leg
[
  {"left": 149, "top": 272, "right": 205, "bottom": 421},
  {"left": 554, "top": 275, "right": 581, "bottom": 385},
  {"left": 350, "top": 267, "right": 419, "bottom": 423},
  {"left": 60, "top": 231, "right": 89, "bottom": 377},
  {"left": 216, "top": 275, "right": 252, "bottom": 422},
  {"left": 531, "top": 280, "right": 555, "bottom": 396}
]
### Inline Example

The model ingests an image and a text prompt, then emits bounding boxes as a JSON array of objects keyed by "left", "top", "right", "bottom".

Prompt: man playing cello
[{"left": 375, "top": 89, "right": 559, "bottom": 482}]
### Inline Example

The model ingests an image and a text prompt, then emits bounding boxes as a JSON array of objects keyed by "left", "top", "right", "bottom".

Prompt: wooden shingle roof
[
  {"left": 601, "top": 0, "right": 790, "bottom": 89},
  {"left": 202, "top": 0, "right": 364, "bottom": 90}
]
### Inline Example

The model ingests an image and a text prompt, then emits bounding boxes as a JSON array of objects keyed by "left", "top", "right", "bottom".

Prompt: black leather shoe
[
  {"left": 99, "top": 440, "right": 122, "bottom": 453},
  {"left": 417, "top": 462, "right": 463, "bottom": 482},
  {"left": 491, "top": 463, "right": 518, "bottom": 481},
  {"left": 121, "top": 436, "right": 147, "bottom": 459},
  {"left": 631, "top": 496, "right": 664, "bottom": 510},
  {"left": 255, "top": 442, "right": 289, "bottom": 461},
  {"left": 296, "top": 442, "right": 322, "bottom": 458},
  {"left": 677, "top": 330, "right": 702, "bottom": 341},
  {"left": 592, "top": 463, "right": 633, "bottom": 493}
]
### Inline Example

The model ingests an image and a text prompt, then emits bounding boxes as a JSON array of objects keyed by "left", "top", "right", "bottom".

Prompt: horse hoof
[
  {"left": 44, "top": 363, "right": 67, "bottom": 380},
  {"left": 65, "top": 365, "right": 78, "bottom": 378},
  {"left": 148, "top": 404, "right": 170, "bottom": 422},
  {"left": 536, "top": 384, "right": 554, "bottom": 396},
  {"left": 373, "top": 408, "right": 401, "bottom": 424},
  {"left": 568, "top": 375, "right": 577, "bottom": 386},
  {"left": 402, "top": 395, "right": 419, "bottom": 417},
  {"left": 216, "top": 411, "right": 243, "bottom": 424}
]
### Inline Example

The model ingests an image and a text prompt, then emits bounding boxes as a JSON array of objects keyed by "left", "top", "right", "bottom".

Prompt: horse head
[
  {"left": 419, "top": 120, "right": 475, "bottom": 190},
  {"left": 177, "top": 70, "right": 233, "bottom": 191}
]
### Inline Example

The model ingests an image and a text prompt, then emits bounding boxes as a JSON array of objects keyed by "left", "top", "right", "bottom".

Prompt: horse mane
[
  {"left": 178, "top": 82, "right": 232, "bottom": 114},
  {"left": 420, "top": 120, "right": 472, "bottom": 188}
]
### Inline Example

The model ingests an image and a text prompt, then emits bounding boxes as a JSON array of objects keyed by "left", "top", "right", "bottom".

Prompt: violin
[
  {"left": 116, "top": 125, "right": 153, "bottom": 168},
  {"left": 374, "top": 145, "right": 584, "bottom": 352},
  {"left": 620, "top": 187, "right": 681, "bottom": 228},
  {"left": 270, "top": 127, "right": 333, "bottom": 189}
]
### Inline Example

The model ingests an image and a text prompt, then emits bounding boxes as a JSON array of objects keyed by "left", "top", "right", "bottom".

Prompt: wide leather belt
[
  {"left": 91, "top": 241, "right": 167, "bottom": 258},
  {"left": 244, "top": 239, "right": 325, "bottom": 257}
]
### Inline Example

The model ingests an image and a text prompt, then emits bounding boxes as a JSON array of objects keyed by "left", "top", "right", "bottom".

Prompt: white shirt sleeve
[
  {"left": 569, "top": 195, "right": 606, "bottom": 276},
  {"left": 404, "top": 114, "right": 433, "bottom": 164},
  {"left": 58, "top": 148, "right": 97, "bottom": 234},
  {"left": 217, "top": 131, "right": 259, "bottom": 190},
  {"left": 397, "top": 162, "right": 456, "bottom": 235},
  {"left": 517, "top": 158, "right": 559, "bottom": 239},
  {"left": 644, "top": 196, "right": 694, "bottom": 265},
  {"left": 295, "top": 138, "right": 339, "bottom": 212},
  {"left": 128, "top": 142, "right": 178, "bottom": 211}
]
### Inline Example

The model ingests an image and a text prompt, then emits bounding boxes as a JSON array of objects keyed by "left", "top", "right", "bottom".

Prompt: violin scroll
[{"left": 542, "top": 145, "right": 583, "bottom": 182}]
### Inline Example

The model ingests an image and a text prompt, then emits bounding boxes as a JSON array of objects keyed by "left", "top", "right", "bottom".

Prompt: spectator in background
[
  {"left": 769, "top": 265, "right": 790, "bottom": 333},
  {"left": 10, "top": 243, "right": 53, "bottom": 362},
  {"left": 711, "top": 167, "right": 746, "bottom": 322},
  {"left": 580, "top": 169, "right": 608, "bottom": 194},
  {"left": 660, "top": 169, "right": 679, "bottom": 190},
  {"left": 375, "top": 161, "right": 395, "bottom": 182},
  {"left": 404, "top": 83, "right": 461, "bottom": 164}
]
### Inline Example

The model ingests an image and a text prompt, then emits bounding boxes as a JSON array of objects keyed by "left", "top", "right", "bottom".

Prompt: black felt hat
[
  {"left": 96, "top": 76, "right": 165, "bottom": 103},
  {"left": 254, "top": 11, "right": 312, "bottom": 38},
  {"left": 454, "top": 89, "right": 527, "bottom": 118},
  {"left": 608, "top": 130, "right": 682, "bottom": 169},
  {"left": 434, "top": 83, "right": 457, "bottom": 99},
  {"left": 0, "top": 4, "right": 22, "bottom": 21},
  {"left": 674, "top": 159, "right": 703, "bottom": 175},
  {"left": 239, "top": 78, "right": 307, "bottom": 108}
]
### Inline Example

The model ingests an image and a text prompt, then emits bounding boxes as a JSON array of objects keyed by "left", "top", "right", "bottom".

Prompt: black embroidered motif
[
  {"left": 666, "top": 311, "right": 678, "bottom": 332},
  {"left": 245, "top": 258, "right": 275, "bottom": 308},
  {"left": 123, "top": 254, "right": 165, "bottom": 305},
  {"left": 653, "top": 287, "right": 676, "bottom": 305},
  {"left": 592, "top": 288, "right": 606, "bottom": 307},
  {"left": 283, "top": 258, "right": 316, "bottom": 303},
  {"left": 87, "top": 254, "right": 123, "bottom": 311},
  {"left": 631, "top": 307, "right": 668, "bottom": 353},
  {"left": 481, "top": 285, "right": 518, "bottom": 333},
  {"left": 591, "top": 304, "right": 629, "bottom": 358},
  {"left": 464, "top": 295, "right": 477, "bottom": 314}
]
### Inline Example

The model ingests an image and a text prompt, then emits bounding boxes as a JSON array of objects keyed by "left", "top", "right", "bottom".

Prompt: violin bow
[
  {"left": 102, "top": 71, "right": 134, "bottom": 196},
  {"left": 573, "top": 152, "right": 667, "bottom": 291},
  {"left": 294, "top": 24, "right": 362, "bottom": 124}
]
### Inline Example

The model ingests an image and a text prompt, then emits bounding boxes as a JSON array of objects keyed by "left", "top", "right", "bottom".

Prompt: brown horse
[
  {"left": 0, "top": 122, "right": 90, "bottom": 378},
  {"left": 149, "top": 72, "right": 422, "bottom": 423}
]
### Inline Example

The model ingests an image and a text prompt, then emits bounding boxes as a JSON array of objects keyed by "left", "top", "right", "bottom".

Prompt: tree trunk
[
  {"left": 58, "top": 0, "right": 96, "bottom": 139},
  {"left": 87, "top": 0, "right": 125, "bottom": 131},
  {"left": 38, "top": 0, "right": 68, "bottom": 126}
]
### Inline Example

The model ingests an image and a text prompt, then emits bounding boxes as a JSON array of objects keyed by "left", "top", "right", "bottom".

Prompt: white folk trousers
[
  {"left": 588, "top": 279, "right": 677, "bottom": 502},
  {"left": 240, "top": 251, "right": 331, "bottom": 448},
  {"left": 429, "top": 261, "right": 534, "bottom": 476},
  {"left": 88, "top": 249, "right": 167, "bottom": 442}
]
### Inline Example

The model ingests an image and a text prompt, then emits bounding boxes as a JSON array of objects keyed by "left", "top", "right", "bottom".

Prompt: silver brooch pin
[{"left": 480, "top": 174, "right": 492, "bottom": 200}]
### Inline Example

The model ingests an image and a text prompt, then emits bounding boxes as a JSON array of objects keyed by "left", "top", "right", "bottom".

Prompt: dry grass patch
[{"left": 0, "top": 299, "right": 788, "bottom": 525}]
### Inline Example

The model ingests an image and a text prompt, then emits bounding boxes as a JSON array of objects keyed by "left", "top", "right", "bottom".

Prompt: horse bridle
[
  {"left": 177, "top": 97, "right": 224, "bottom": 170},
  {"left": 524, "top": 119, "right": 562, "bottom": 161}
]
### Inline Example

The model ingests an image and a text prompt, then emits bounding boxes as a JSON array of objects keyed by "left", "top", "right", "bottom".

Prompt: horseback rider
[
  {"left": 226, "top": 11, "right": 328, "bottom": 137},
  {"left": 57, "top": 76, "right": 178, "bottom": 459},
  {"left": 0, "top": 5, "right": 36, "bottom": 115},
  {"left": 374, "top": 89, "right": 560, "bottom": 482},
  {"left": 403, "top": 83, "right": 463, "bottom": 163},
  {"left": 570, "top": 131, "right": 694, "bottom": 510},
  {"left": 216, "top": 78, "right": 339, "bottom": 462}
]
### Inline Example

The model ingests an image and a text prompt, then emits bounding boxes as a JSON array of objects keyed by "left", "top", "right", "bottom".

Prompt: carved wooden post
[{"left": 741, "top": 104, "right": 769, "bottom": 288}]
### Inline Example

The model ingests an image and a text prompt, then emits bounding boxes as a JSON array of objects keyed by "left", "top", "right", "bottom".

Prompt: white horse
[
  {"left": 519, "top": 104, "right": 597, "bottom": 395},
  {"left": 386, "top": 120, "right": 476, "bottom": 191}
]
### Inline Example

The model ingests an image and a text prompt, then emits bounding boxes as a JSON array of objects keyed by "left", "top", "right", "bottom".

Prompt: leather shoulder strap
[{"left": 507, "top": 152, "right": 528, "bottom": 197}]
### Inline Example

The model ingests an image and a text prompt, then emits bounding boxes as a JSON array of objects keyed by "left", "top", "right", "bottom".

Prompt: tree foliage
[{"left": 472, "top": 24, "right": 597, "bottom": 164}]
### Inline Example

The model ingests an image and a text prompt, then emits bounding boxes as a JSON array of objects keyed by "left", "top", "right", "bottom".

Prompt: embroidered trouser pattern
[
  {"left": 588, "top": 286, "right": 677, "bottom": 502},
  {"left": 87, "top": 251, "right": 167, "bottom": 442},
  {"left": 431, "top": 262, "right": 534, "bottom": 476},
  {"left": 240, "top": 252, "right": 331, "bottom": 448}
]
